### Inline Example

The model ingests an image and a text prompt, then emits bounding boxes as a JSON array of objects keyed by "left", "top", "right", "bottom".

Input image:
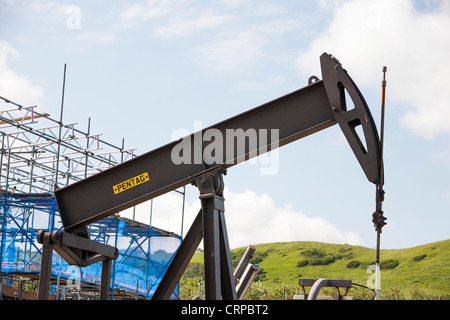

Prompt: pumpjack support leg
[
  {"left": 153, "top": 167, "right": 236, "bottom": 300},
  {"left": 100, "top": 258, "right": 112, "bottom": 300},
  {"left": 195, "top": 168, "right": 236, "bottom": 300},
  {"left": 218, "top": 209, "right": 237, "bottom": 300},
  {"left": 36, "top": 230, "right": 118, "bottom": 300},
  {"left": 37, "top": 231, "right": 53, "bottom": 300}
]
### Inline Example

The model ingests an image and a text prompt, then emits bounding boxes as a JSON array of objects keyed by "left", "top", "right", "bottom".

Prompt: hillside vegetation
[{"left": 180, "top": 239, "right": 450, "bottom": 300}]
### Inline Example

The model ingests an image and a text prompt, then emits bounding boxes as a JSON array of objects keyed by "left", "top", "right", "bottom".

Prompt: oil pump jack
[{"left": 36, "top": 53, "right": 386, "bottom": 300}]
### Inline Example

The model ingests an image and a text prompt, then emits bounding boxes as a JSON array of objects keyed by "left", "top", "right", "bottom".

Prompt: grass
[{"left": 180, "top": 239, "right": 450, "bottom": 300}]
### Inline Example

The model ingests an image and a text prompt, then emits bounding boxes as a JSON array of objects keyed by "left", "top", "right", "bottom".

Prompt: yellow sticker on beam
[{"left": 113, "top": 172, "right": 149, "bottom": 195}]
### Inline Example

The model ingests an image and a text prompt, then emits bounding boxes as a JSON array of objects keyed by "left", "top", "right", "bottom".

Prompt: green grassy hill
[{"left": 180, "top": 239, "right": 450, "bottom": 300}]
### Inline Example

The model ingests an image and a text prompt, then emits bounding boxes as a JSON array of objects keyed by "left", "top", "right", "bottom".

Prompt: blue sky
[{"left": 1, "top": 0, "right": 449, "bottom": 250}]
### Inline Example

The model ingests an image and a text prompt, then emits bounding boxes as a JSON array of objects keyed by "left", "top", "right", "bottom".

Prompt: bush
[
  {"left": 300, "top": 249, "right": 324, "bottom": 259},
  {"left": 310, "top": 259, "right": 323, "bottom": 266},
  {"left": 254, "top": 268, "right": 266, "bottom": 281},
  {"left": 297, "top": 260, "right": 309, "bottom": 267},
  {"left": 413, "top": 254, "right": 427, "bottom": 262},
  {"left": 359, "top": 261, "right": 376, "bottom": 269},
  {"left": 251, "top": 252, "right": 268, "bottom": 264},
  {"left": 322, "top": 256, "right": 336, "bottom": 265},
  {"left": 380, "top": 259, "right": 399, "bottom": 270},
  {"left": 184, "top": 262, "right": 203, "bottom": 278},
  {"left": 343, "top": 253, "right": 354, "bottom": 259},
  {"left": 346, "top": 260, "right": 360, "bottom": 268}
]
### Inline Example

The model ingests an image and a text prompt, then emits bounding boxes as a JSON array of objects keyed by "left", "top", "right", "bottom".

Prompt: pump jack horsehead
[{"left": 37, "top": 53, "right": 385, "bottom": 300}]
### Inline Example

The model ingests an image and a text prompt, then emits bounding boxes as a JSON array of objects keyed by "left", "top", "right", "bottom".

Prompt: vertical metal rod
[
  {"left": 56, "top": 275, "right": 61, "bottom": 300},
  {"left": 120, "top": 138, "right": 125, "bottom": 163},
  {"left": 49, "top": 198, "right": 56, "bottom": 231},
  {"left": 0, "top": 133, "right": 5, "bottom": 188},
  {"left": 66, "top": 159, "right": 71, "bottom": 185},
  {"left": 146, "top": 221, "right": 151, "bottom": 292},
  {"left": 55, "top": 63, "right": 67, "bottom": 186},
  {"left": 149, "top": 199, "right": 153, "bottom": 226},
  {"left": 100, "top": 258, "right": 112, "bottom": 300},
  {"left": 379, "top": 66, "right": 387, "bottom": 188},
  {"left": 25, "top": 212, "right": 29, "bottom": 263},
  {"left": 0, "top": 205, "right": 5, "bottom": 272},
  {"left": 110, "top": 219, "right": 119, "bottom": 300},
  {"left": 5, "top": 146, "right": 11, "bottom": 192},
  {"left": 37, "top": 232, "right": 53, "bottom": 300},
  {"left": 202, "top": 196, "right": 221, "bottom": 300},
  {"left": 181, "top": 185, "right": 186, "bottom": 237},
  {"left": 29, "top": 153, "right": 35, "bottom": 193},
  {"left": 375, "top": 66, "right": 387, "bottom": 300},
  {"left": 0, "top": 277, "right": 4, "bottom": 300},
  {"left": 84, "top": 117, "right": 91, "bottom": 179}
]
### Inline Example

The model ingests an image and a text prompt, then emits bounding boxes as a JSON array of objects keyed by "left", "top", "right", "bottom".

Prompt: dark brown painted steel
[
  {"left": 54, "top": 53, "right": 381, "bottom": 232},
  {"left": 55, "top": 76, "right": 335, "bottom": 232},
  {"left": 320, "top": 54, "right": 381, "bottom": 184}
]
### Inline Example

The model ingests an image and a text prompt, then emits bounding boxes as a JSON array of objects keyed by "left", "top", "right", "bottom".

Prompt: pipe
[{"left": 307, "top": 278, "right": 329, "bottom": 300}]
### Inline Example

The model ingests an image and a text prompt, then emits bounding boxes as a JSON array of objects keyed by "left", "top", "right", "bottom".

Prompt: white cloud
[
  {"left": 189, "top": 31, "right": 267, "bottom": 72},
  {"left": 0, "top": 0, "right": 69, "bottom": 14},
  {"left": 0, "top": 41, "right": 43, "bottom": 107},
  {"left": 116, "top": 1, "right": 234, "bottom": 38},
  {"left": 188, "top": 17, "right": 301, "bottom": 73},
  {"left": 222, "top": 188, "right": 362, "bottom": 248},
  {"left": 297, "top": 0, "right": 450, "bottom": 139},
  {"left": 152, "top": 9, "right": 233, "bottom": 38},
  {"left": 125, "top": 187, "right": 362, "bottom": 249},
  {"left": 116, "top": 0, "right": 171, "bottom": 29},
  {"left": 115, "top": 1, "right": 302, "bottom": 74}
]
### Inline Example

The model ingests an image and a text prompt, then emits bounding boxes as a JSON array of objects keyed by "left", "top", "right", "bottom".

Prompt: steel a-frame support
[
  {"left": 153, "top": 167, "right": 236, "bottom": 300},
  {"left": 36, "top": 230, "right": 119, "bottom": 300}
]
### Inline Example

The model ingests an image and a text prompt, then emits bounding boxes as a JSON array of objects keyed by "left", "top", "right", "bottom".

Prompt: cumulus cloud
[
  {"left": 116, "top": 0, "right": 232, "bottom": 36},
  {"left": 221, "top": 188, "right": 362, "bottom": 248},
  {"left": 189, "top": 18, "right": 301, "bottom": 73},
  {"left": 189, "top": 31, "right": 267, "bottom": 73},
  {"left": 151, "top": 9, "right": 233, "bottom": 38},
  {"left": 116, "top": 0, "right": 171, "bottom": 29},
  {"left": 0, "top": 41, "right": 43, "bottom": 106},
  {"left": 125, "top": 187, "right": 362, "bottom": 249},
  {"left": 297, "top": 0, "right": 450, "bottom": 139},
  {"left": 115, "top": 1, "right": 302, "bottom": 73}
]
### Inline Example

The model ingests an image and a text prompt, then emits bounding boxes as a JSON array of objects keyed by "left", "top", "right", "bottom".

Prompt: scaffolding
[
  {"left": 0, "top": 95, "right": 137, "bottom": 194},
  {"left": 0, "top": 95, "right": 184, "bottom": 299}
]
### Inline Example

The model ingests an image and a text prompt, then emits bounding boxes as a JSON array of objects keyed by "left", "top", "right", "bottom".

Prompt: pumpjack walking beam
[
  {"left": 52, "top": 53, "right": 382, "bottom": 300},
  {"left": 54, "top": 53, "right": 381, "bottom": 234}
]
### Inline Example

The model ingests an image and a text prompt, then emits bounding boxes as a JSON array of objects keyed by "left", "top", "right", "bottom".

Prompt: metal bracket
[
  {"left": 153, "top": 167, "right": 236, "bottom": 300},
  {"left": 36, "top": 230, "right": 118, "bottom": 300}
]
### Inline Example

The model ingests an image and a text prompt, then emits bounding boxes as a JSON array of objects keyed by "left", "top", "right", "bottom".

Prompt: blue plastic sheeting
[{"left": 0, "top": 194, "right": 182, "bottom": 299}]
